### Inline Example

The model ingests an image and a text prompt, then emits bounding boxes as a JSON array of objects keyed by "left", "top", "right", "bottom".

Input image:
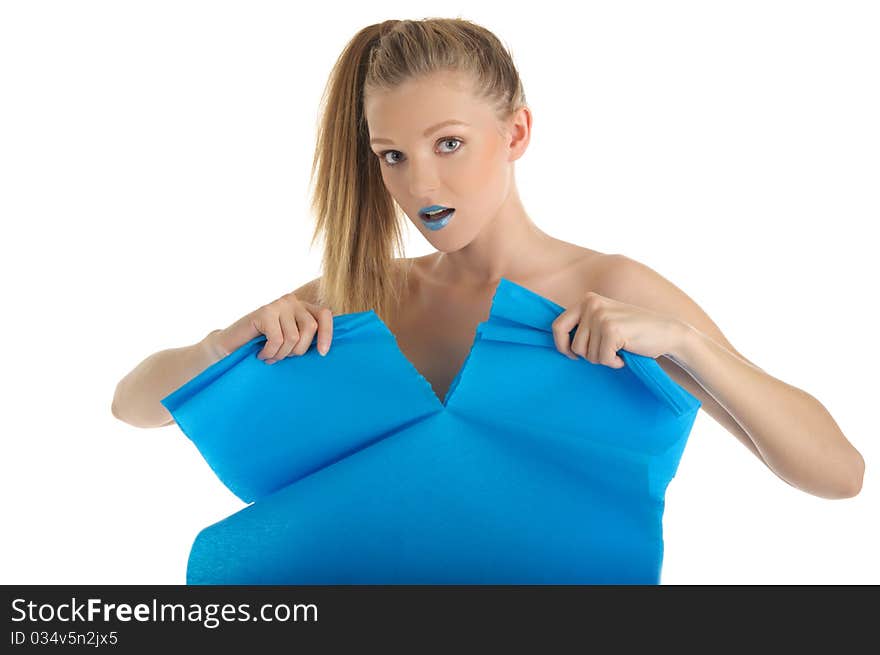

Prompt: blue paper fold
[{"left": 162, "top": 277, "right": 701, "bottom": 584}]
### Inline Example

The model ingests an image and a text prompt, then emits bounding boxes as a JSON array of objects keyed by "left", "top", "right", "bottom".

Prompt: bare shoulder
[
  {"left": 291, "top": 276, "right": 322, "bottom": 305},
  {"left": 535, "top": 241, "right": 610, "bottom": 306},
  {"left": 592, "top": 251, "right": 759, "bottom": 367},
  {"left": 568, "top": 244, "right": 610, "bottom": 280},
  {"left": 588, "top": 251, "right": 707, "bottom": 325},
  {"left": 587, "top": 251, "right": 683, "bottom": 304}
]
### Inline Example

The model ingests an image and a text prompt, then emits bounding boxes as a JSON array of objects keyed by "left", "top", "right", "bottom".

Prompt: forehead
[{"left": 364, "top": 71, "right": 489, "bottom": 135}]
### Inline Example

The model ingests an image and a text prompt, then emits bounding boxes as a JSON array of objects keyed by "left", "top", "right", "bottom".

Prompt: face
[{"left": 364, "top": 70, "right": 523, "bottom": 251}]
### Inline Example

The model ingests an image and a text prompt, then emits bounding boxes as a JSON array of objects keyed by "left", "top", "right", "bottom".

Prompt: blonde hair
[{"left": 307, "top": 17, "right": 528, "bottom": 325}]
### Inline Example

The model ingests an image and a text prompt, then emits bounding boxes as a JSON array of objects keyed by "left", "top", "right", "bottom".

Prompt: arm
[
  {"left": 111, "top": 330, "right": 226, "bottom": 428},
  {"left": 597, "top": 254, "right": 865, "bottom": 500},
  {"left": 112, "top": 276, "right": 323, "bottom": 429}
]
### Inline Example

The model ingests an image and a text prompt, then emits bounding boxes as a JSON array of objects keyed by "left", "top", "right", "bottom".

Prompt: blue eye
[{"left": 378, "top": 137, "right": 463, "bottom": 168}]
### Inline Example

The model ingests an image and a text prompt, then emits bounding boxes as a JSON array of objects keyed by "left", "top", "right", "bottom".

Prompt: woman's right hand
[{"left": 208, "top": 292, "right": 334, "bottom": 364}]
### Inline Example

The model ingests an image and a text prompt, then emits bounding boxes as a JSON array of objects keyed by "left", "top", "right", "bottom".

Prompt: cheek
[
  {"left": 457, "top": 146, "right": 498, "bottom": 190},
  {"left": 460, "top": 145, "right": 507, "bottom": 202}
]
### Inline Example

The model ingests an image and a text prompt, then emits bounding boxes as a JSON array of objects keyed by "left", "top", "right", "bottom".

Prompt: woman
[{"left": 112, "top": 18, "right": 863, "bottom": 504}]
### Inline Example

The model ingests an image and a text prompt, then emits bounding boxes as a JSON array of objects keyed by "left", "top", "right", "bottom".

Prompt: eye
[{"left": 377, "top": 137, "right": 463, "bottom": 168}]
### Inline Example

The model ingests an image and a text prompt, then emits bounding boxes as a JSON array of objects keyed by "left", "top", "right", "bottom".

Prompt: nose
[{"left": 406, "top": 157, "right": 440, "bottom": 198}]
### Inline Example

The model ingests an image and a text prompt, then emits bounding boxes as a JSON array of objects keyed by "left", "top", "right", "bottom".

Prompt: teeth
[{"left": 425, "top": 208, "right": 449, "bottom": 216}]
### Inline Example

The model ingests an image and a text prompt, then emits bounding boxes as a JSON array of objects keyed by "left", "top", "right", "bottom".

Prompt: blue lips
[
  {"left": 419, "top": 206, "right": 454, "bottom": 231},
  {"left": 420, "top": 204, "right": 449, "bottom": 214},
  {"left": 421, "top": 212, "right": 453, "bottom": 231}
]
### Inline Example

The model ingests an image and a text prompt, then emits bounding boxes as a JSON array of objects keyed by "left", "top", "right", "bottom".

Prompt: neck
[{"left": 429, "top": 184, "right": 553, "bottom": 289}]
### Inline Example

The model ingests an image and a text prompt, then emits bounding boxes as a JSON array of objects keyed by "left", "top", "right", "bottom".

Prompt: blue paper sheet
[{"left": 161, "top": 277, "right": 701, "bottom": 584}]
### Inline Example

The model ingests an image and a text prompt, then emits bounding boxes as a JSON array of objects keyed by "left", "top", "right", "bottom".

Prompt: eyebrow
[{"left": 370, "top": 119, "right": 470, "bottom": 145}]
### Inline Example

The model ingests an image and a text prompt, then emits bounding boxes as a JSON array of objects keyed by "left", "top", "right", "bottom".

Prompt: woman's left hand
[{"left": 551, "top": 291, "right": 686, "bottom": 368}]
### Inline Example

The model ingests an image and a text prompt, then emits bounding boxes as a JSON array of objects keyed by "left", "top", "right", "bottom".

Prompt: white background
[{"left": 1, "top": 0, "right": 877, "bottom": 585}]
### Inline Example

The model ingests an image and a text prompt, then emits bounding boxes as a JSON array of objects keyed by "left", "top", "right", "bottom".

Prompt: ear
[{"left": 505, "top": 105, "right": 532, "bottom": 161}]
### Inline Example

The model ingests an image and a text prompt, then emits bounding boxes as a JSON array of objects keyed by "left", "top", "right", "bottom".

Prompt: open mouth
[{"left": 420, "top": 208, "right": 455, "bottom": 221}]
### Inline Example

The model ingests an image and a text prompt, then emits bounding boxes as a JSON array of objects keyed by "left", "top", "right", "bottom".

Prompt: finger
[
  {"left": 587, "top": 317, "right": 602, "bottom": 364},
  {"left": 257, "top": 314, "right": 284, "bottom": 361},
  {"left": 291, "top": 310, "right": 319, "bottom": 356},
  {"left": 551, "top": 310, "right": 580, "bottom": 360},
  {"left": 272, "top": 311, "right": 301, "bottom": 361},
  {"left": 597, "top": 329, "right": 626, "bottom": 368},
  {"left": 603, "top": 334, "right": 626, "bottom": 368},
  {"left": 314, "top": 307, "right": 333, "bottom": 356},
  {"left": 570, "top": 323, "right": 590, "bottom": 360}
]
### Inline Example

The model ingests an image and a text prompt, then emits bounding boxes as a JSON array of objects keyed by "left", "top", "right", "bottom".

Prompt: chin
[{"left": 425, "top": 221, "right": 486, "bottom": 253}]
